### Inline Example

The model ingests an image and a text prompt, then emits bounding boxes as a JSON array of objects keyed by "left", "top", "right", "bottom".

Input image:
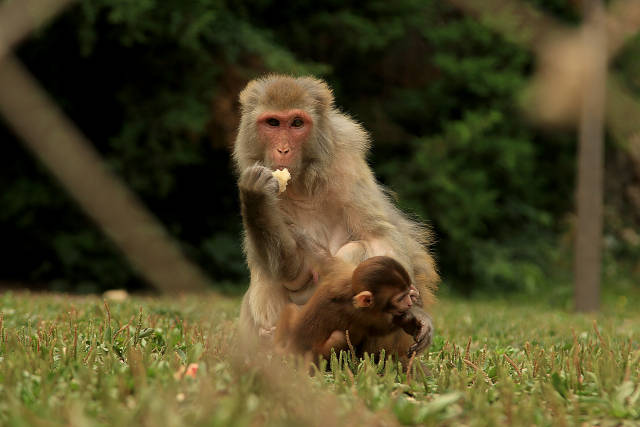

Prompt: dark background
[{"left": 1, "top": 0, "right": 639, "bottom": 299}]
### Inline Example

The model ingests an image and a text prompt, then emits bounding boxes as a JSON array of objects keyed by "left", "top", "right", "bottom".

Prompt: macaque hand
[
  {"left": 409, "top": 284, "right": 420, "bottom": 304},
  {"left": 403, "top": 306, "right": 433, "bottom": 357},
  {"left": 239, "top": 164, "right": 279, "bottom": 199},
  {"left": 259, "top": 326, "right": 276, "bottom": 343}
]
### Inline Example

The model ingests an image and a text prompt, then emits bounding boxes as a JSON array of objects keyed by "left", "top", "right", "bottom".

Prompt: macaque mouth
[{"left": 274, "top": 165, "right": 294, "bottom": 174}]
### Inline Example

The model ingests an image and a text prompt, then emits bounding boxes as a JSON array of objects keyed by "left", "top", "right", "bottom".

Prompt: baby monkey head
[{"left": 351, "top": 256, "right": 414, "bottom": 316}]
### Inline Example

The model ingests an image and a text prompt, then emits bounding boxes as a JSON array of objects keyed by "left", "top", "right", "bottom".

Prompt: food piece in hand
[{"left": 272, "top": 168, "right": 291, "bottom": 193}]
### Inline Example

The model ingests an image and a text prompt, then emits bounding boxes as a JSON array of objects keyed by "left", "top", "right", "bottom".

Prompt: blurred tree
[
  {"left": 0, "top": 0, "right": 636, "bottom": 294},
  {"left": 449, "top": 0, "right": 640, "bottom": 305}
]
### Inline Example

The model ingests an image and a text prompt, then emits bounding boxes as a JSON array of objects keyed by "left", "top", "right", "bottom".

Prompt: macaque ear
[
  {"left": 238, "top": 79, "right": 262, "bottom": 112},
  {"left": 298, "top": 77, "right": 334, "bottom": 113},
  {"left": 353, "top": 291, "right": 373, "bottom": 308}
]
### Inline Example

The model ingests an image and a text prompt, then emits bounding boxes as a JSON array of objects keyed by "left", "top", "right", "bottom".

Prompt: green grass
[{"left": 1, "top": 291, "right": 639, "bottom": 426}]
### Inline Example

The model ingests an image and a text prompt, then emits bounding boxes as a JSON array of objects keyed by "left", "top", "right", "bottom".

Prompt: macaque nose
[{"left": 277, "top": 147, "right": 290, "bottom": 155}]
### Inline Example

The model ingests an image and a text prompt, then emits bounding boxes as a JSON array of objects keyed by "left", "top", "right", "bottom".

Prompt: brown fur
[
  {"left": 275, "top": 257, "right": 416, "bottom": 359},
  {"left": 233, "top": 75, "right": 439, "bottom": 361}
]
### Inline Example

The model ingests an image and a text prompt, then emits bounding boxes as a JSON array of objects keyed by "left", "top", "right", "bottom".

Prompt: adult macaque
[
  {"left": 234, "top": 75, "right": 438, "bottom": 362},
  {"left": 275, "top": 256, "right": 421, "bottom": 360}
]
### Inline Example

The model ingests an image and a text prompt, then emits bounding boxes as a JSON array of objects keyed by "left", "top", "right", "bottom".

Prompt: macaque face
[
  {"left": 257, "top": 109, "right": 313, "bottom": 171},
  {"left": 353, "top": 286, "right": 413, "bottom": 316},
  {"left": 388, "top": 289, "right": 413, "bottom": 316}
]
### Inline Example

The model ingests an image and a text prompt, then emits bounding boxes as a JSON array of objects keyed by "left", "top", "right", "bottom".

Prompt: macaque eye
[
  {"left": 266, "top": 118, "right": 280, "bottom": 127},
  {"left": 395, "top": 292, "right": 409, "bottom": 303},
  {"left": 291, "top": 117, "right": 304, "bottom": 128}
]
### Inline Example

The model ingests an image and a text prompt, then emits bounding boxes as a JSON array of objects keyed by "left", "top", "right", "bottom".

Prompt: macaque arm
[
  {"left": 239, "top": 164, "right": 305, "bottom": 281},
  {"left": 242, "top": 274, "right": 291, "bottom": 333},
  {"left": 393, "top": 311, "right": 421, "bottom": 336},
  {"left": 403, "top": 306, "right": 433, "bottom": 357},
  {"left": 281, "top": 256, "right": 316, "bottom": 291},
  {"left": 315, "top": 330, "right": 347, "bottom": 358}
]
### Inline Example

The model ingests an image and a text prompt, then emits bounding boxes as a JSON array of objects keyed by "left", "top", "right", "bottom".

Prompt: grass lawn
[{"left": 1, "top": 290, "right": 639, "bottom": 426}]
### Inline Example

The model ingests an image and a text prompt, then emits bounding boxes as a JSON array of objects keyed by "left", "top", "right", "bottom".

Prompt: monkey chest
[{"left": 286, "top": 204, "right": 350, "bottom": 255}]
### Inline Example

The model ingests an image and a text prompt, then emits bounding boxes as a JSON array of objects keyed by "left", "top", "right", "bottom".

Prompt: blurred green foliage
[{"left": 0, "top": 0, "right": 638, "bottom": 293}]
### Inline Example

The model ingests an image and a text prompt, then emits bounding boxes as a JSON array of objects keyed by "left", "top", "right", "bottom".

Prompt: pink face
[
  {"left": 257, "top": 109, "right": 312, "bottom": 169},
  {"left": 389, "top": 290, "right": 413, "bottom": 316}
]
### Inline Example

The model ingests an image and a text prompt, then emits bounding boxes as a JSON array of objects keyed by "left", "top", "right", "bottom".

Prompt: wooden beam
[
  {"left": 0, "top": 54, "right": 211, "bottom": 293},
  {"left": 448, "top": 0, "right": 564, "bottom": 48},
  {"left": 0, "top": 0, "right": 74, "bottom": 60}
]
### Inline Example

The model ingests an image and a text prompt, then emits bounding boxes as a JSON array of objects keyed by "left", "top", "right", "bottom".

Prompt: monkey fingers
[
  {"left": 393, "top": 312, "right": 420, "bottom": 336},
  {"left": 239, "top": 164, "right": 279, "bottom": 198},
  {"left": 259, "top": 326, "right": 277, "bottom": 340},
  {"left": 409, "top": 284, "right": 420, "bottom": 304},
  {"left": 406, "top": 307, "right": 433, "bottom": 357}
]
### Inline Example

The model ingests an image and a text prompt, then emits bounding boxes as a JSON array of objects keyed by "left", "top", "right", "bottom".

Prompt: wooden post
[
  {"left": 0, "top": 0, "right": 74, "bottom": 60},
  {"left": 574, "top": 0, "right": 607, "bottom": 312}
]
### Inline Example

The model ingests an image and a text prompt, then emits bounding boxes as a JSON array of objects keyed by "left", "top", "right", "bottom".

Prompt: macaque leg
[
  {"left": 315, "top": 330, "right": 347, "bottom": 358},
  {"left": 281, "top": 249, "right": 322, "bottom": 291},
  {"left": 239, "top": 275, "right": 291, "bottom": 350},
  {"left": 282, "top": 254, "right": 322, "bottom": 304},
  {"left": 238, "top": 292, "right": 261, "bottom": 351}
]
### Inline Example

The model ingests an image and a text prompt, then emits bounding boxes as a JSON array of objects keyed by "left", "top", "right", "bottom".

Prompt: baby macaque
[{"left": 275, "top": 256, "right": 420, "bottom": 360}]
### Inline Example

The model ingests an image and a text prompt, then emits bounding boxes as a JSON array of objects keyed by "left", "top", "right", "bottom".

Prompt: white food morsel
[{"left": 272, "top": 168, "right": 291, "bottom": 193}]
